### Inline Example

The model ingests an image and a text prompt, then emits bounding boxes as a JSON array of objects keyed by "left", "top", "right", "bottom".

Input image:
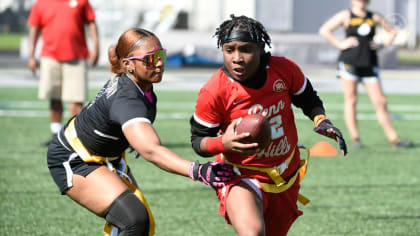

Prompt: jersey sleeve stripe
[
  {"left": 122, "top": 117, "right": 151, "bottom": 130},
  {"left": 293, "top": 76, "right": 308, "bottom": 95},
  {"left": 193, "top": 113, "right": 220, "bottom": 128},
  {"left": 94, "top": 129, "right": 119, "bottom": 140}
]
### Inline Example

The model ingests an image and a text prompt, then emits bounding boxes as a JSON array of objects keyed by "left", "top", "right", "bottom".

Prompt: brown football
[{"left": 235, "top": 114, "right": 271, "bottom": 149}]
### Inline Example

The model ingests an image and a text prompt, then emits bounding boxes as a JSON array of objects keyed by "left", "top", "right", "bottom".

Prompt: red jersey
[
  {"left": 27, "top": 0, "right": 96, "bottom": 61},
  {"left": 193, "top": 56, "right": 307, "bottom": 181}
]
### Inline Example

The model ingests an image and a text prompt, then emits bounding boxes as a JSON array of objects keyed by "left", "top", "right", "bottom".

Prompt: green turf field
[
  {"left": 0, "top": 33, "right": 23, "bottom": 50},
  {"left": 0, "top": 87, "right": 419, "bottom": 235}
]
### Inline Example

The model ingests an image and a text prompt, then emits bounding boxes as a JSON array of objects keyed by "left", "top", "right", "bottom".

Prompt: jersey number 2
[{"left": 269, "top": 115, "right": 284, "bottom": 139}]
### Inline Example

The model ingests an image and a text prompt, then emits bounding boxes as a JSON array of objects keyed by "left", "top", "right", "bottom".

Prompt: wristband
[
  {"left": 188, "top": 160, "right": 200, "bottom": 181},
  {"left": 205, "top": 136, "right": 228, "bottom": 155},
  {"left": 314, "top": 114, "right": 328, "bottom": 127}
]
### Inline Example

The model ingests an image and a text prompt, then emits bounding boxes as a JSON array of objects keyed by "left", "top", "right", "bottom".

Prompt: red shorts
[{"left": 216, "top": 176, "right": 303, "bottom": 236}]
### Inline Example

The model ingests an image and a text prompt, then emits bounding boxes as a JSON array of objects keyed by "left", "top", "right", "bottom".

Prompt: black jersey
[
  {"left": 338, "top": 10, "right": 378, "bottom": 67},
  {"left": 72, "top": 73, "right": 157, "bottom": 156}
]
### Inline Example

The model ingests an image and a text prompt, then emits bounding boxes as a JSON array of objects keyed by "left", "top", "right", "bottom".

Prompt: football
[{"left": 235, "top": 114, "right": 271, "bottom": 149}]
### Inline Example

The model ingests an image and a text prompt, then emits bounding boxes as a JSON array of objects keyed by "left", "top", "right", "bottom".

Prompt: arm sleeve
[
  {"left": 190, "top": 117, "right": 220, "bottom": 157},
  {"left": 291, "top": 78, "right": 325, "bottom": 119},
  {"left": 279, "top": 58, "right": 324, "bottom": 119},
  {"left": 190, "top": 88, "right": 223, "bottom": 157}
]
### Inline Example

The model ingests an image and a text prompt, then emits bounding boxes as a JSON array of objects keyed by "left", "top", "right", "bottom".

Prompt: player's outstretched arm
[
  {"left": 123, "top": 121, "right": 233, "bottom": 187},
  {"left": 313, "top": 114, "right": 348, "bottom": 156},
  {"left": 188, "top": 160, "right": 233, "bottom": 188}
]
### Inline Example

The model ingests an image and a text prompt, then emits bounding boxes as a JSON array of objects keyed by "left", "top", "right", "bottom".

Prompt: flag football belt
[
  {"left": 221, "top": 145, "right": 310, "bottom": 205},
  {"left": 63, "top": 118, "right": 156, "bottom": 235},
  {"left": 64, "top": 118, "right": 121, "bottom": 164}
]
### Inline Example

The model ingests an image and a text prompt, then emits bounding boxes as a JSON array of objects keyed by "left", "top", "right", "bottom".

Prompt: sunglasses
[{"left": 127, "top": 49, "right": 166, "bottom": 69}]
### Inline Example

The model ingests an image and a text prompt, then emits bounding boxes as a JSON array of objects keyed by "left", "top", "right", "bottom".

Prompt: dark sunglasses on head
[{"left": 127, "top": 49, "right": 166, "bottom": 69}]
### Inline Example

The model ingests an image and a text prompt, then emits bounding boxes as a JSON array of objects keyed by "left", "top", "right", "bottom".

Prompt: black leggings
[{"left": 105, "top": 190, "right": 150, "bottom": 236}]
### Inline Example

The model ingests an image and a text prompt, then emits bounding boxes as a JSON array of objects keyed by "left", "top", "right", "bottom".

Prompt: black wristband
[{"left": 192, "top": 160, "right": 200, "bottom": 180}]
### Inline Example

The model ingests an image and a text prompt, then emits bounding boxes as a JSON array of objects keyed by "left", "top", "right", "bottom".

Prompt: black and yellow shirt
[{"left": 338, "top": 10, "right": 378, "bottom": 67}]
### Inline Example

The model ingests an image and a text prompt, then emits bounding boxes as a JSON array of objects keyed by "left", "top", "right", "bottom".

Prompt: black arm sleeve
[
  {"left": 291, "top": 79, "right": 325, "bottom": 119},
  {"left": 190, "top": 116, "right": 220, "bottom": 157}
]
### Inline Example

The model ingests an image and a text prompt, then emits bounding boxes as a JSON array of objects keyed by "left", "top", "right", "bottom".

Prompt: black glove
[
  {"left": 189, "top": 160, "right": 233, "bottom": 188},
  {"left": 314, "top": 119, "right": 347, "bottom": 155}
]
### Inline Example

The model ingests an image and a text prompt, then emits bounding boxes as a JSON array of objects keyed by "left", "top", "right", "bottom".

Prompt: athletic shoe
[{"left": 390, "top": 139, "right": 413, "bottom": 148}]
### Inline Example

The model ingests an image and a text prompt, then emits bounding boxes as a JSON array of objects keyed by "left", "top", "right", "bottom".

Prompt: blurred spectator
[
  {"left": 27, "top": 0, "right": 99, "bottom": 146},
  {"left": 319, "top": 0, "right": 413, "bottom": 148}
]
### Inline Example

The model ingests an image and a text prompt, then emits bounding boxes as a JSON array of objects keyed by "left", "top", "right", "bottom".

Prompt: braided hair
[{"left": 214, "top": 14, "right": 271, "bottom": 49}]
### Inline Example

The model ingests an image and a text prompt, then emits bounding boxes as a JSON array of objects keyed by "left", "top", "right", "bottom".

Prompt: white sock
[{"left": 50, "top": 122, "right": 62, "bottom": 134}]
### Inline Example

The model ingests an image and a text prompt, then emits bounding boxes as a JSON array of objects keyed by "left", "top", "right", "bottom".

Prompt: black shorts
[
  {"left": 336, "top": 61, "right": 380, "bottom": 82},
  {"left": 47, "top": 130, "right": 127, "bottom": 194}
]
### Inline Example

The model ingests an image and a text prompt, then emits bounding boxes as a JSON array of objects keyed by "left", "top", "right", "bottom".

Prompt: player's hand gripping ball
[{"left": 234, "top": 114, "right": 271, "bottom": 150}]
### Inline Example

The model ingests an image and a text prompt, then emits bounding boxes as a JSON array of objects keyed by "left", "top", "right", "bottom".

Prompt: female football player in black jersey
[
  {"left": 46, "top": 28, "right": 233, "bottom": 236},
  {"left": 319, "top": 0, "right": 413, "bottom": 148},
  {"left": 190, "top": 15, "right": 347, "bottom": 236}
]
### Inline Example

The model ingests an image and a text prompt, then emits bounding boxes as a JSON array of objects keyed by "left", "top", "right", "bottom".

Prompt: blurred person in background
[
  {"left": 190, "top": 15, "right": 347, "bottom": 236},
  {"left": 27, "top": 0, "right": 100, "bottom": 146},
  {"left": 47, "top": 28, "right": 233, "bottom": 236},
  {"left": 319, "top": 0, "right": 413, "bottom": 148}
]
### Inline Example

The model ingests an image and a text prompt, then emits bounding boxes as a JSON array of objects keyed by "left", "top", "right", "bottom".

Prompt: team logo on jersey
[
  {"left": 69, "top": 0, "right": 78, "bottom": 8},
  {"left": 357, "top": 23, "right": 371, "bottom": 36},
  {"left": 273, "top": 79, "right": 287, "bottom": 92}
]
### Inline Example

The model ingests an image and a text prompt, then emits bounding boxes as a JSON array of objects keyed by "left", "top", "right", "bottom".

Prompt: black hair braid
[
  {"left": 214, "top": 14, "right": 271, "bottom": 48},
  {"left": 247, "top": 20, "right": 256, "bottom": 41}
]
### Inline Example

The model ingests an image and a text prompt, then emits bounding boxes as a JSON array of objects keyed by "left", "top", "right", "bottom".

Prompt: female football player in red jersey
[
  {"left": 319, "top": 0, "right": 413, "bottom": 148},
  {"left": 47, "top": 28, "right": 233, "bottom": 236},
  {"left": 190, "top": 15, "right": 347, "bottom": 236}
]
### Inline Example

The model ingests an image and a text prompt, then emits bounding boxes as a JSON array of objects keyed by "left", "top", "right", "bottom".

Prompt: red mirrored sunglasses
[{"left": 127, "top": 49, "right": 166, "bottom": 69}]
